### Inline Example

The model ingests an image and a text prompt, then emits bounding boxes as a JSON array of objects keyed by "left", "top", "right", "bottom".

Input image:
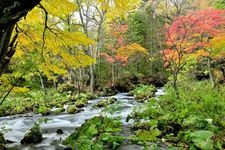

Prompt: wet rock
[
  {"left": 6, "top": 139, "right": 14, "bottom": 143},
  {"left": 67, "top": 105, "right": 80, "bottom": 114},
  {"left": 93, "top": 97, "right": 117, "bottom": 108},
  {"left": 52, "top": 108, "right": 65, "bottom": 115},
  {"left": 21, "top": 123, "right": 42, "bottom": 144},
  {"left": 0, "top": 132, "right": 6, "bottom": 149},
  {"left": 74, "top": 100, "right": 87, "bottom": 108},
  {"left": 56, "top": 129, "right": 64, "bottom": 134}
]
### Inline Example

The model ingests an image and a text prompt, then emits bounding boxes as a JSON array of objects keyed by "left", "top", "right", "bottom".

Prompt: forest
[{"left": 0, "top": 0, "right": 225, "bottom": 149}]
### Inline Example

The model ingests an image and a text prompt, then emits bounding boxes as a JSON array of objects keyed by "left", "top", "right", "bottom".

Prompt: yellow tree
[{"left": 12, "top": 0, "right": 95, "bottom": 91}]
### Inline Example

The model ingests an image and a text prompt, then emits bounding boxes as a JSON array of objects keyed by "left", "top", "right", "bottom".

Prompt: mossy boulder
[
  {"left": 21, "top": 123, "right": 42, "bottom": 144},
  {"left": 130, "top": 84, "right": 156, "bottom": 102},
  {"left": 52, "top": 108, "right": 65, "bottom": 115},
  {"left": 93, "top": 97, "right": 117, "bottom": 108},
  {"left": 67, "top": 105, "right": 80, "bottom": 114},
  {"left": 74, "top": 100, "right": 87, "bottom": 108}
]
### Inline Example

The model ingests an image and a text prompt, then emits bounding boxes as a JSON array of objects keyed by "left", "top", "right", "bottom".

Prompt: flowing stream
[{"left": 0, "top": 88, "right": 164, "bottom": 150}]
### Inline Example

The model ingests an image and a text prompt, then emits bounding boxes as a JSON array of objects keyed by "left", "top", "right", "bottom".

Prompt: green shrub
[
  {"left": 128, "top": 81, "right": 225, "bottom": 149},
  {"left": 63, "top": 116, "right": 123, "bottom": 150},
  {"left": 38, "top": 105, "right": 50, "bottom": 115},
  {"left": 130, "top": 84, "right": 156, "bottom": 102}
]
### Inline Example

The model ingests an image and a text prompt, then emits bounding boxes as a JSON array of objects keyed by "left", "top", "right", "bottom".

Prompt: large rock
[
  {"left": 67, "top": 105, "right": 80, "bottom": 114},
  {"left": 0, "top": 132, "right": 6, "bottom": 149},
  {"left": 21, "top": 123, "right": 42, "bottom": 144},
  {"left": 93, "top": 97, "right": 117, "bottom": 108}
]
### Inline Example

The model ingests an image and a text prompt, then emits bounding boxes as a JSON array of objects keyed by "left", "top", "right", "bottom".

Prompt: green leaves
[
  {"left": 63, "top": 116, "right": 123, "bottom": 150},
  {"left": 131, "top": 84, "right": 156, "bottom": 102},
  {"left": 185, "top": 131, "right": 214, "bottom": 150},
  {"left": 87, "top": 124, "right": 98, "bottom": 137}
]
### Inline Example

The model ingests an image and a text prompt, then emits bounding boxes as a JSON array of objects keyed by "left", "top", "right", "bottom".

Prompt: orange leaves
[{"left": 102, "top": 22, "right": 147, "bottom": 66}]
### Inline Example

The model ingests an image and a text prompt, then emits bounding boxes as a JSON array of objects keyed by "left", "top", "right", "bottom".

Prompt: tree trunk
[
  {"left": 208, "top": 58, "right": 215, "bottom": 87},
  {"left": 0, "top": 0, "right": 41, "bottom": 75},
  {"left": 89, "top": 65, "right": 95, "bottom": 92},
  {"left": 112, "top": 64, "right": 115, "bottom": 87},
  {"left": 0, "top": 25, "right": 15, "bottom": 74},
  {"left": 172, "top": 70, "right": 179, "bottom": 99}
]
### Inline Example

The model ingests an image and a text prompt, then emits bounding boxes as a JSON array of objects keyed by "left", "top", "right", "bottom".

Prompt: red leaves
[{"left": 163, "top": 9, "right": 225, "bottom": 67}]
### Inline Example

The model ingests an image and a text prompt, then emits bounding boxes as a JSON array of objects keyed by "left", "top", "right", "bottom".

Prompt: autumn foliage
[
  {"left": 101, "top": 22, "right": 147, "bottom": 66},
  {"left": 162, "top": 9, "right": 225, "bottom": 67}
]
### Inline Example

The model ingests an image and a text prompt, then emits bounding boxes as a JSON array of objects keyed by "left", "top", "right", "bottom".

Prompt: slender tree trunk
[
  {"left": 172, "top": 70, "right": 179, "bottom": 98},
  {"left": 39, "top": 73, "right": 45, "bottom": 91},
  {"left": 208, "top": 58, "right": 215, "bottom": 87},
  {"left": 89, "top": 65, "right": 95, "bottom": 92},
  {"left": 112, "top": 64, "right": 115, "bottom": 87}
]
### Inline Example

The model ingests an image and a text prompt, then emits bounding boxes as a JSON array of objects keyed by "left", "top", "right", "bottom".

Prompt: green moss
[
  {"left": 93, "top": 98, "right": 117, "bottom": 108},
  {"left": 52, "top": 108, "right": 65, "bottom": 115},
  {"left": 75, "top": 100, "right": 87, "bottom": 108},
  {"left": 67, "top": 105, "right": 80, "bottom": 114}
]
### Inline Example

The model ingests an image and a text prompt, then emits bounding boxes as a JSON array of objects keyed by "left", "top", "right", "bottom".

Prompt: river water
[{"left": 0, "top": 88, "right": 164, "bottom": 150}]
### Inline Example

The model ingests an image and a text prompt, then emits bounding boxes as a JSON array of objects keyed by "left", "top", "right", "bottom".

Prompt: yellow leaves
[
  {"left": 41, "top": 0, "right": 77, "bottom": 18},
  {"left": 208, "top": 34, "right": 225, "bottom": 50},
  {"left": 187, "top": 49, "right": 209, "bottom": 61},
  {"left": 59, "top": 32, "right": 95, "bottom": 46},
  {"left": 12, "top": 87, "right": 30, "bottom": 94},
  {"left": 23, "top": 7, "right": 43, "bottom": 24},
  {"left": 117, "top": 43, "right": 148, "bottom": 57},
  {"left": 39, "top": 63, "right": 67, "bottom": 81},
  {"left": 61, "top": 51, "right": 95, "bottom": 68},
  {"left": 0, "top": 74, "right": 11, "bottom": 86},
  {"left": 106, "top": 0, "right": 141, "bottom": 20}
]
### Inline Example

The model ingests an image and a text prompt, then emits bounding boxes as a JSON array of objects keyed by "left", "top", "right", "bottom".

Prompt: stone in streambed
[
  {"left": 0, "top": 132, "right": 6, "bottom": 149},
  {"left": 93, "top": 97, "right": 117, "bottom": 108},
  {"left": 74, "top": 100, "right": 87, "bottom": 108},
  {"left": 20, "top": 123, "right": 42, "bottom": 144},
  {"left": 67, "top": 105, "right": 80, "bottom": 114},
  {"left": 56, "top": 129, "right": 64, "bottom": 134}
]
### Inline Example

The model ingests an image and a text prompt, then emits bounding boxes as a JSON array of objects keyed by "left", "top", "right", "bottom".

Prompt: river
[{"left": 0, "top": 88, "right": 164, "bottom": 150}]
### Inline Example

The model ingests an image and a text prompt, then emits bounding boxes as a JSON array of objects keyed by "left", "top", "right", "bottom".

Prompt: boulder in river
[
  {"left": 0, "top": 132, "right": 6, "bottom": 149},
  {"left": 21, "top": 123, "right": 43, "bottom": 144},
  {"left": 56, "top": 129, "right": 64, "bottom": 134},
  {"left": 93, "top": 97, "right": 117, "bottom": 108},
  {"left": 74, "top": 100, "right": 87, "bottom": 108},
  {"left": 67, "top": 105, "right": 80, "bottom": 114}
]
